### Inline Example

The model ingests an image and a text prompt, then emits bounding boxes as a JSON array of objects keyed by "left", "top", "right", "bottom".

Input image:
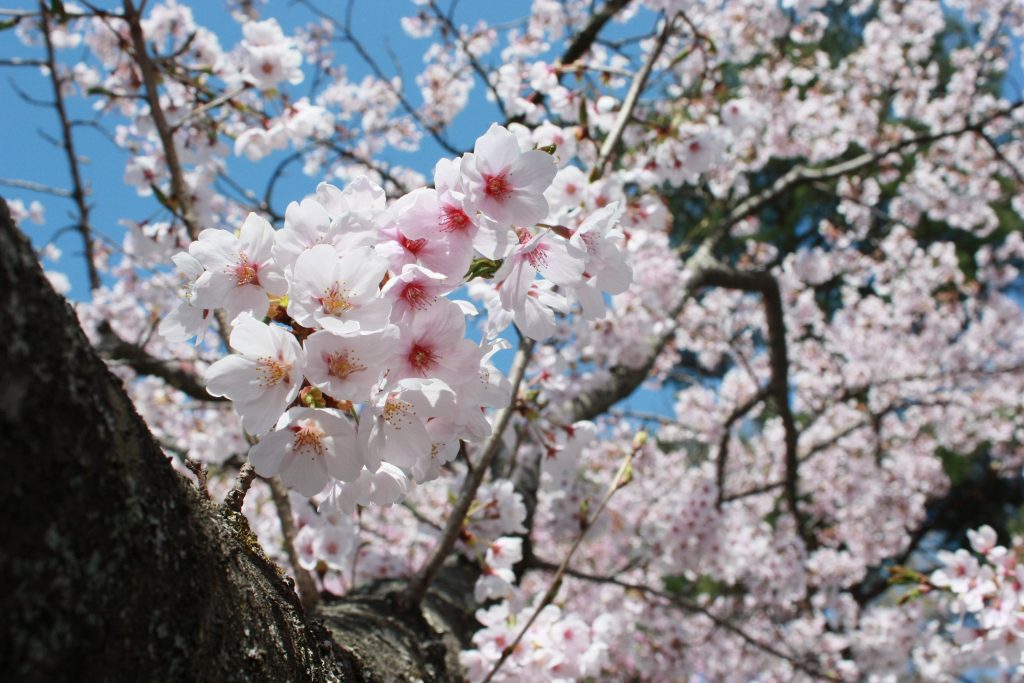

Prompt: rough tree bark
[{"left": 0, "top": 197, "right": 477, "bottom": 682}]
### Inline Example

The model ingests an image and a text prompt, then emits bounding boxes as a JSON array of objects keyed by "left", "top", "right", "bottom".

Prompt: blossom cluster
[
  {"left": 159, "top": 123, "right": 631, "bottom": 504},
  {"left": 928, "top": 526, "right": 1024, "bottom": 672},
  {"left": 16, "top": 0, "right": 1024, "bottom": 680},
  {"left": 460, "top": 600, "right": 612, "bottom": 682}
]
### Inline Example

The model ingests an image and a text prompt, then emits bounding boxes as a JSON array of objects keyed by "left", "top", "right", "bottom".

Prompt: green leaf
[
  {"left": 86, "top": 86, "right": 118, "bottom": 98},
  {"left": 888, "top": 565, "right": 926, "bottom": 586},
  {"left": 663, "top": 574, "right": 735, "bottom": 599},
  {"left": 897, "top": 587, "right": 924, "bottom": 605},
  {"left": 937, "top": 447, "right": 971, "bottom": 486},
  {"left": 465, "top": 257, "right": 503, "bottom": 281},
  {"left": 0, "top": 18, "right": 20, "bottom": 31}
]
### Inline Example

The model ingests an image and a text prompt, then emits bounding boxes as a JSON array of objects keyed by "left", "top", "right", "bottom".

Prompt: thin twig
[
  {"left": 679, "top": 101, "right": 1024, "bottom": 254},
  {"left": 977, "top": 129, "right": 1024, "bottom": 187},
  {"left": 692, "top": 267, "right": 813, "bottom": 548},
  {"left": 40, "top": 1, "right": 100, "bottom": 290},
  {"left": 223, "top": 462, "right": 257, "bottom": 512},
  {"left": 481, "top": 434, "right": 643, "bottom": 683},
  {"left": 184, "top": 458, "right": 210, "bottom": 499},
  {"left": 715, "top": 385, "right": 770, "bottom": 507},
  {"left": 295, "top": 0, "right": 460, "bottom": 156},
  {"left": 171, "top": 83, "right": 250, "bottom": 132},
  {"left": 402, "top": 336, "right": 536, "bottom": 605},
  {"left": 524, "top": 558, "right": 838, "bottom": 681},
  {"left": 123, "top": 0, "right": 200, "bottom": 240},
  {"left": 427, "top": 0, "right": 508, "bottom": 120},
  {"left": 267, "top": 477, "right": 320, "bottom": 612},
  {"left": 95, "top": 321, "right": 227, "bottom": 402},
  {"left": 0, "top": 57, "right": 47, "bottom": 67},
  {"left": 0, "top": 177, "right": 72, "bottom": 197},
  {"left": 592, "top": 13, "right": 677, "bottom": 180}
]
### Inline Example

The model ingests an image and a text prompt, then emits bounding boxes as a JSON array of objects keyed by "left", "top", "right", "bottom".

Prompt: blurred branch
[
  {"left": 524, "top": 557, "right": 838, "bottom": 680},
  {"left": 592, "top": 13, "right": 676, "bottom": 180},
  {"left": 295, "top": 0, "right": 461, "bottom": 156},
  {"left": 427, "top": 0, "right": 508, "bottom": 121},
  {"left": 681, "top": 101, "right": 1024, "bottom": 255},
  {"left": 715, "top": 385, "right": 770, "bottom": 508},
  {"left": 123, "top": 0, "right": 201, "bottom": 241},
  {"left": 482, "top": 436, "right": 640, "bottom": 683},
  {"left": 267, "top": 477, "right": 320, "bottom": 612},
  {"left": 693, "top": 267, "right": 813, "bottom": 548},
  {"left": 0, "top": 177, "right": 72, "bottom": 197},
  {"left": 95, "top": 321, "right": 225, "bottom": 402}
]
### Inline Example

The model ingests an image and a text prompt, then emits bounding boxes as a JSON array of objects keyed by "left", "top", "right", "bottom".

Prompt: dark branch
[
  {"left": 692, "top": 267, "right": 813, "bottom": 548},
  {"left": 40, "top": 2, "right": 100, "bottom": 291},
  {"left": 94, "top": 321, "right": 225, "bottom": 402}
]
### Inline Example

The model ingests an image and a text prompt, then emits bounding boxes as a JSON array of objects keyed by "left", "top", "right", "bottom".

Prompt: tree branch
[
  {"left": 715, "top": 385, "right": 770, "bottom": 507},
  {"left": 482, "top": 434, "right": 641, "bottom": 682},
  {"left": 524, "top": 557, "right": 838, "bottom": 680},
  {"left": 40, "top": 1, "right": 100, "bottom": 291},
  {"left": 123, "top": 0, "right": 201, "bottom": 240},
  {"left": 692, "top": 267, "right": 813, "bottom": 547},
  {"left": 592, "top": 12, "right": 676, "bottom": 180},
  {"left": 94, "top": 321, "right": 225, "bottom": 402},
  {"left": 694, "top": 102, "right": 1024, "bottom": 250},
  {"left": 402, "top": 336, "right": 535, "bottom": 606},
  {"left": 267, "top": 477, "right": 320, "bottom": 612}
]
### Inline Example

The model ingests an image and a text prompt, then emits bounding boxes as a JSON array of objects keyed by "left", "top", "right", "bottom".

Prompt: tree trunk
[{"left": 0, "top": 198, "right": 475, "bottom": 682}]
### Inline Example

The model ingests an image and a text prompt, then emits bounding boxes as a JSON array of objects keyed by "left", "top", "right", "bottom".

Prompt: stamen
[
  {"left": 483, "top": 173, "right": 513, "bottom": 201},
  {"left": 319, "top": 284, "right": 353, "bottom": 315},
  {"left": 383, "top": 397, "right": 416, "bottom": 429},
  {"left": 234, "top": 255, "right": 260, "bottom": 286},
  {"left": 327, "top": 351, "right": 366, "bottom": 379},
  {"left": 439, "top": 204, "right": 471, "bottom": 232},
  {"left": 399, "top": 233, "right": 428, "bottom": 255},
  {"left": 291, "top": 419, "right": 326, "bottom": 456},
  {"left": 401, "top": 283, "right": 432, "bottom": 310},
  {"left": 256, "top": 354, "right": 290, "bottom": 387},
  {"left": 407, "top": 342, "right": 438, "bottom": 375}
]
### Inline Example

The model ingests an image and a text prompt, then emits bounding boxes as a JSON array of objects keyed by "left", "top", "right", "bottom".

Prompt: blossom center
[
  {"left": 401, "top": 283, "right": 431, "bottom": 310},
  {"left": 407, "top": 342, "right": 438, "bottom": 375},
  {"left": 399, "top": 233, "right": 427, "bottom": 255},
  {"left": 440, "top": 204, "right": 470, "bottom": 232},
  {"left": 326, "top": 351, "right": 366, "bottom": 379},
  {"left": 256, "top": 354, "right": 291, "bottom": 387},
  {"left": 483, "top": 173, "right": 513, "bottom": 201},
  {"left": 234, "top": 255, "right": 260, "bottom": 286},
  {"left": 291, "top": 419, "right": 326, "bottom": 456},
  {"left": 319, "top": 285, "right": 353, "bottom": 315},
  {"left": 383, "top": 397, "right": 415, "bottom": 428}
]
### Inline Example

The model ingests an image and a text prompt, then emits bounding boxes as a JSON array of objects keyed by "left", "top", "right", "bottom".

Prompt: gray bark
[{"left": 0, "top": 198, "right": 475, "bottom": 682}]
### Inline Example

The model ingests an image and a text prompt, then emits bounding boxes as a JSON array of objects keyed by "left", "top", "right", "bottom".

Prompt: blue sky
[
  {"left": 0, "top": 1, "right": 518, "bottom": 291},
  {"left": 1, "top": 1, "right": 1018, "bottom": 424},
  {"left": 0, "top": 0, "right": 672, "bottom": 415}
]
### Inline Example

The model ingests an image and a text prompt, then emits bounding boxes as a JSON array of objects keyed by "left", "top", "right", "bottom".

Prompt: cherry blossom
[
  {"left": 189, "top": 213, "right": 287, "bottom": 320},
  {"left": 204, "top": 313, "right": 304, "bottom": 434},
  {"left": 249, "top": 407, "right": 362, "bottom": 496},
  {"left": 462, "top": 123, "right": 558, "bottom": 232}
]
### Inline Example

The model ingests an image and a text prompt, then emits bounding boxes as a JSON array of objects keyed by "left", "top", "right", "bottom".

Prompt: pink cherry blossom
[{"left": 462, "top": 123, "right": 558, "bottom": 228}]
